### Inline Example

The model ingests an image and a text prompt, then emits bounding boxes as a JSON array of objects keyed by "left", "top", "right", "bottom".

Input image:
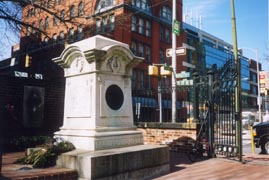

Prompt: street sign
[
  {"left": 182, "top": 61, "right": 196, "bottom": 69},
  {"left": 176, "top": 79, "right": 193, "bottom": 86},
  {"left": 166, "top": 47, "right": 186, "bottom": 57},
  {"left": 173, "top": 20, "right": 180, "bottom": 36},
  {"left": 176, "top": 71, "right": 190, "bottom": 79}
]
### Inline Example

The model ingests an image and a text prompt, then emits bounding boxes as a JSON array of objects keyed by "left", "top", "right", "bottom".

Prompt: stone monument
[{"left": 53, "top": 35, "right": 169, "bottom": 180}]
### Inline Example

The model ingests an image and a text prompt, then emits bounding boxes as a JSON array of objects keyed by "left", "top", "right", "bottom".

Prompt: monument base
[
  {"left": 56, "top": 145, "right": 170, "bottom": 180},
  {"left": 54, "top": 127, "right": 144, "bottom": 151}
]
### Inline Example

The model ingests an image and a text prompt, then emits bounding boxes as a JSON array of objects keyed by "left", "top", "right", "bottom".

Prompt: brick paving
[
  {"left": 0, "top": 152, "right": 78, "bottom": 180},
  {"left": 0, "top": 151, "right": 269, "bottom": 180}
]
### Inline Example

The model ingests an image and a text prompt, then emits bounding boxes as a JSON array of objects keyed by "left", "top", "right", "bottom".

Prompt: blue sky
[{"left": 183, "top": 0, "right": 268, "bottom": 71}]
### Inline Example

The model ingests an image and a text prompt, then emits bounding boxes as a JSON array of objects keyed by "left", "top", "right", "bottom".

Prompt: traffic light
[
  {"left": 160, "top": 65, "right": 172, "bottom": 76},
  {"left": 25, "top": 54, "right": 32, "bottom": 67},
  {"left": 148, "top": 65, "right": 158, "bottom": 76}
]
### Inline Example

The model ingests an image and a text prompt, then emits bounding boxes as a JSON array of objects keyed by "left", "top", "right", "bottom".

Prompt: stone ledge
[{"left": 136, "top": 122, "right": 197, "bottom": 130}]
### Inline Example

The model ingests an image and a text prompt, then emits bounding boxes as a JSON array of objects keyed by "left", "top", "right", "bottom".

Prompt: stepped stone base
[{"left": 57, "top": 145, "right": 170, "bottom": 180}]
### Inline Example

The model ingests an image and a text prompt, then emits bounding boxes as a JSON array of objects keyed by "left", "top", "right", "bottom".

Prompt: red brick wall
[{"left": 137, "top": 123, "right": 197, "bottom": 145}]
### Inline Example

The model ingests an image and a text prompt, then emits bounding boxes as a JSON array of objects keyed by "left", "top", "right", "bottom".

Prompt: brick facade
[{"left": 137, "top": 123, "right": 197, "bottom": 145}]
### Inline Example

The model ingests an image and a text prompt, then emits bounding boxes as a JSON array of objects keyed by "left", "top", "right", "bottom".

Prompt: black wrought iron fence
[{"left": 132, "top": 87, "right": 191, "bottom": 123}]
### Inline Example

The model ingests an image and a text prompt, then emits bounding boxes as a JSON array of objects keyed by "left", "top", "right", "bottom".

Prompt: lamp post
[{"left": 240, "top": 48, "right": 262, "bottom": 123}]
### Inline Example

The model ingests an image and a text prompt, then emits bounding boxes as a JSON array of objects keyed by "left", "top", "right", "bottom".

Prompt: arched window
[
  {"left": 70, "top": 5, "right": 75, "bottom": 19},
  {"left": 95, "top": 0, "right": 115, "bottom": 13},
  {"left": 78, "top": 2, "right": 84, "bottom": 16},
  {"left": 132, "top": 0, "right": 151, "bottom": 13},
  {"left": 160, "top": 6, "right": 172, "bottom": 22}
]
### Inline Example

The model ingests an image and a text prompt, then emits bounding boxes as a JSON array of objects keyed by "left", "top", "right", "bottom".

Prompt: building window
[
  {"left": 160, "top": 6, "right": 172, "bottom": 22},
  {"left": 96, "top": 19, "right": 101, "bottom": 33},
  {"left": 132, "top": 70, "right": 137, "bottom": 90},
  {"left": 69, "top": 28, "right": 75, "bottom": 43},
  {"left": 160, "top": 26, "right": 164, "bottom": 41},
  {"left": 96, "top": 15, "right": 114, "bottom": 33},
  {"left": 131, "top": 16, "right": 137, "bottom": 32},
  {"left": 77, "top": 26, "right": 83, "bottom": 40},
  {"left": 109, "top": 14, "right": 115, "bottom": 31},
  {"left": 53, "top": 34, "right": 57, "bottom": 42},
  {"left": 95, "top": 0, "right": 115, "bottom": 13},
  {"left": 44, "top": 37, "right": 49, "bottom": 44},
  {"left": 145, "top": 20, "right": 151, "bottom": 37},
  {"left": 54, "top": 0, "right": 59, "bottom": 6},
  {"left": 101, "top": 16, "right": 107, "bottom": 32},
  {"left": 138, "top": 43, "right": 144, "bottom": 57},
  {"left": 47, "top": 0, "right": 51, "bottom": 8},
  {"left": 32, "top": 22, "right": 36, "bottom": 33},
  {"left": 138, "top": 18, "right": 144, "bottom": 34},
  {"left": 131, "top": 41, "right": 137, "bottom": 55},
  {"left": 146, "top": 76, "right": 151, "bottom": 89},
  {"left": 45, "top": 17, "right": 49, "bottom": 29},
  {"left": 145, "top": 45, "right": 151, "bottom": 63},
  {"left": 53, "top": 15, "right": 59, "bottom": 26},
  {"left": 139, "top": 71, "right": 144, "bottom": 90},
  {"left": 78, "top": 2, "right": 84, "bottom": 16},
  {"left": 132, "top": 0, "right": 151, "bottom": 13},
  {"left": 39, "top": 19, "right": 44, "bottom": 30},
  {"left": 70, "top": 5, "right": 75, "bottom": 19},
  {"left": 165, "top": 28, "right": 171, "bottom": 43},
  {"left": 160, "top": 49, "right": 164, "bottom": 64},
  {"left": 61, "top": 10, "right": 65, "bottom": 21},
  {"left": 59, "top": 31, "right": 65, "bottom": 43},
  {"left": 27, "top": 27, "right": 31, "bottom": 36},
  {"left": 132, "top": 15, "right": 151, "bottom": 36}
]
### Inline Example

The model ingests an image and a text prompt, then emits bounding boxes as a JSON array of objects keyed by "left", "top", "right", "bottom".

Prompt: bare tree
[{"left": 0, "top": 0, "right": 93, "bottom": 59}]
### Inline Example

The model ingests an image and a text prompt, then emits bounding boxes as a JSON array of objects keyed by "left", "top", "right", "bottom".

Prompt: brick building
[{"left": 18, "top": 0, "right": 189, "bottom": 122}]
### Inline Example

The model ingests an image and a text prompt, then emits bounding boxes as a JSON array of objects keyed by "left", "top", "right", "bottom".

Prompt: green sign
[{"left": 173, "top": 20, "right": 180, "bottom": 36}]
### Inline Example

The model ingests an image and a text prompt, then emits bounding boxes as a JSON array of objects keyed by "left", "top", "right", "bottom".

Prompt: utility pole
[
  {"left": 230, "top": 0, "right": 242, "bottom": 162},
  {"left": 171, "top": 0, "right": 177, "bottom": 123}
]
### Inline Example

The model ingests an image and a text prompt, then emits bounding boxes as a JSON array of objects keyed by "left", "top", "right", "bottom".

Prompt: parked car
[{"left": 253, "top": 122, "right": 269, "bottom": 154}]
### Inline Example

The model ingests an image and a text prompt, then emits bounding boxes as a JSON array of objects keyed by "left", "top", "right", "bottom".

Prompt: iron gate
[
  {"left": 194, "top": 59, "right": 240, "bottom": 159},
  {"left": 213, "top": 60, "right": 239, "bottom": 158}
]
